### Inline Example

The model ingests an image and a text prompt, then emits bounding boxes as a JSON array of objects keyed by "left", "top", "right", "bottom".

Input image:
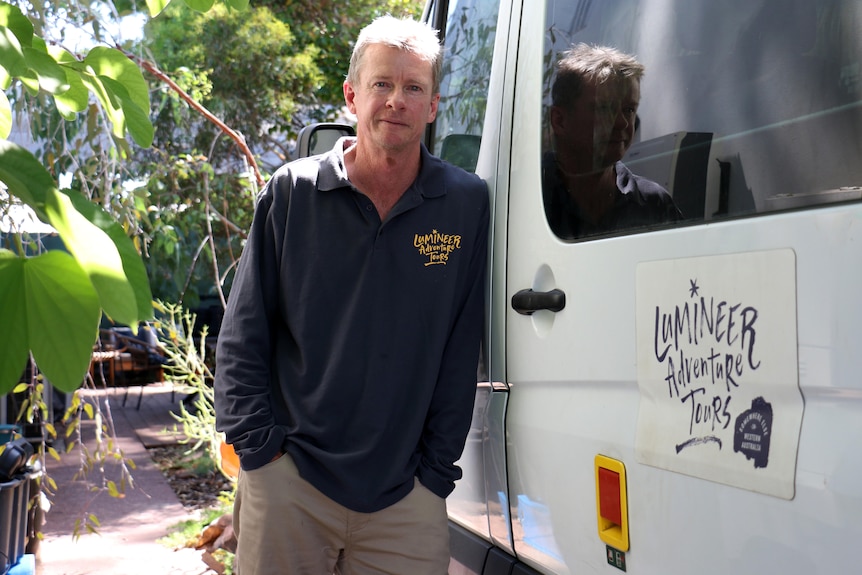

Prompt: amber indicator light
[{"left": 595, "top": 455, "right": 629, "bottom": 552}]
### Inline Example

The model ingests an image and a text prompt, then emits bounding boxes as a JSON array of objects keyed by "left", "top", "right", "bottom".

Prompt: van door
[
  {"left": 422, "top": 1, "right": 517, "bottom": 572},
  {"left": 505, "top": 1, "right": 862, "bottom": 574}
]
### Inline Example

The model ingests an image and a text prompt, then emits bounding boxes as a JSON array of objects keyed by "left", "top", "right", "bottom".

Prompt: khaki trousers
[{"left": 233, "top": 453, "right": 450, "bottom": 575}]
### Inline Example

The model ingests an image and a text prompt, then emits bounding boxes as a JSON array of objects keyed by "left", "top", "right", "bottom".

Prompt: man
[
  {"left": 543, "top": 43, "right": 682, "bottom": 239},
  {"left": 214, "top": 15, "right": 489, "bottom": 575}
]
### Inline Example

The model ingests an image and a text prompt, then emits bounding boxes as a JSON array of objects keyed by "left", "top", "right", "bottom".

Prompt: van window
[
  {"left": 431, "top": 0, "right": 500, "bottom": 172},
  {"left": 541, "top": 0, "right": 862, "bottom": 241}
]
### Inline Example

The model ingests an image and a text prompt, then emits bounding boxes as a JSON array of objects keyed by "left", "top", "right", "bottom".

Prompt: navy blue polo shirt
[
  {"left": 214, "top": 139, "right": 489, "bottom": 513},
  {"left": 542, "top": 155, "right": 684, "bottom": 239}
]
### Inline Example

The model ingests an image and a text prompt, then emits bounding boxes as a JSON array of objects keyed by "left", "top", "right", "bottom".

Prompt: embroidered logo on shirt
[{"left": 413, "top": 229, "right": 462, "bottom": 266}]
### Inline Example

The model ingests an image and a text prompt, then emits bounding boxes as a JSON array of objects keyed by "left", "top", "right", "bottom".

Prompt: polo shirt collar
[{"left": 317, "top": 137, "right": 449, "bottom": 199}]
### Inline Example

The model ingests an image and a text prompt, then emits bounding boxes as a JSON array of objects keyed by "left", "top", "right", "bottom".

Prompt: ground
[
  {"left": 149, "top": 444, "right": 237, "bottom": 574},
  {"left": 149, "top": 444, "right": 234, "bottom": 511}
]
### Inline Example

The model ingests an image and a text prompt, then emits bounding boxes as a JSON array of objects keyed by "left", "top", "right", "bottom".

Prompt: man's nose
[{"left": 387, "top": 88, "right": 406, "bottom": 109}]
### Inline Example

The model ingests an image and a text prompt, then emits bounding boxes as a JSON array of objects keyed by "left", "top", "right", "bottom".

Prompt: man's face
[
  {"left": 552, "top": 76, "right": 640, "bottom": 172},
  {"left": 343, "top": 44, "right": 440, "bottom": 153}
]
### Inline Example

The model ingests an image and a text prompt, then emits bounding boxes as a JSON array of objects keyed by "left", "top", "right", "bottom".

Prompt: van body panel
[
  {"left": 435, "top": 0, "right": 862, "bottom": 572},
  {"left": 498, "top": 6, "right": 862, "bottom": 571}
]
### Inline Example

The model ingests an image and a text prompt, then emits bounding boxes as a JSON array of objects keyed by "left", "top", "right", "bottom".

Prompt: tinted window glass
[
  {"left": 432, "top": 0, "right": 499, "bottom": 172},
  {"left": 543, "top": 0, "right": 862, "bottom": 240}
]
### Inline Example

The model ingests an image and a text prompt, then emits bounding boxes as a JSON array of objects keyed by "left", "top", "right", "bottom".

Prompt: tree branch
[
  {"left": 202, "top": 171, "right": 227, "bottom": 309},
  {"left": 122, "top": 49, "right": 266, "bottom": 189}
]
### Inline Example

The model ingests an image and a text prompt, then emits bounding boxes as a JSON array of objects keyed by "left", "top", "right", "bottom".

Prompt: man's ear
[
  {"left": 344, "top": 80, "right": 357, "bottom": 114},
  {"left": 427, "top": 93, "right": 441, "bottom": 124}
]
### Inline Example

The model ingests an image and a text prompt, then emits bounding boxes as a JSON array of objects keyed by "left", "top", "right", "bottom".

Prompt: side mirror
[{"left": 296, "top": 123, "right": 356, "bottom": 158}]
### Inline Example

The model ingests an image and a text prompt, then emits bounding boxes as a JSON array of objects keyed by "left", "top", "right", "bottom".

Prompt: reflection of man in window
[{"left": 543, "top": 44, "right": 682, "bottom": 239}]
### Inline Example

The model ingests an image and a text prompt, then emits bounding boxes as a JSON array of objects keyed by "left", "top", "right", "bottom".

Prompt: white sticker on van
[{"left": 635, "top": 249, "right": 802, "bottom": 499}]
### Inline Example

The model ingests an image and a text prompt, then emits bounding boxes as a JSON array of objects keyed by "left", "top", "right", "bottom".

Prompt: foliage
[
  {"left": 256, "top": 0, "right": 424, "bottom": 112},
  {"left": 153, "top": 300, "right": 238, "bottom": 574},
  {"left": 159, "top": 500, "right": 235, "bottom": 574},
  {"left": 0, "top": 0, "right": 154, "bottom": 394},
  {"left": 152, "top": 300, "right": 223, "bottom": 468},
  {"left": 158, "top": 503, "right": 229, "bottom": 545},
  {"left": 144, "top": 4, "right": 323, "bottom": 162},
  {"left": 142, "top": 0, "right": 423, "bottom": 170},
  {"left": 140, "top": 155, "right": 253, "bottom": 306},
  {"left": 159, "top": 507, "right": 224, "bottom": 549},
  {"left": 62, "top": 386, "right": 140, "bottom": 538},
  {"left": 144, "top": 0, "right": 248, "bottom": 19},
  {"left": 8, "top": 374, "right": 141, "bottom": 539}
]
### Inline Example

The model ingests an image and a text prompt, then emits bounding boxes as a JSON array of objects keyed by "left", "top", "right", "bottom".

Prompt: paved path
[{"left": 33, "top": 384, "right": 221, "bottom": 575}]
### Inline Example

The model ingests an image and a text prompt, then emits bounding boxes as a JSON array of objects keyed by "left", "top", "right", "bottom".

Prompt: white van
[{"left": 302, "top": 0, "right": 862, "bottom": 573}]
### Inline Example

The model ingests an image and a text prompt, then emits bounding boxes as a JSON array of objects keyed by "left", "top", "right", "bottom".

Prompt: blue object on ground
[{"left": 7, "top": 553, "right": 35, "bottom": 575}]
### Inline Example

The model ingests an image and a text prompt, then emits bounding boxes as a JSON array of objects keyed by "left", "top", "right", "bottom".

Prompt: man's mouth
[{"left": 380, "top": 117, "right": 406, "bottom": 127}]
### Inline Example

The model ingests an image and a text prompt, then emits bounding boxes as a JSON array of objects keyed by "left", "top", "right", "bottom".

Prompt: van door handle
[{"left": 511, "top": 288, "right": 566, "bottom": 315}]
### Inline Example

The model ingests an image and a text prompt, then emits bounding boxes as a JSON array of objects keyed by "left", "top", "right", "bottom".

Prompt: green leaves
[
  {"left": 0, "top": 140, "right": 57, "bottom": 216},
  {"left": 24, "top": 39, "right": 70, "bottom": 94},
  {"left": 0, "top": 250, "right": 101, "bottom": 394},
  {"left": 0, "top": 0, "right": 160, "bottom": 395},
  {"left": 0, "top": 2, "right": 153, "bottom": 147},
  {"left": 183, "top": 0, "right": 216, "bottom": 12},
  {"left": 0, "top": 1, "right": 34, "bottom": 45},
  {"left": 147, "top": 0, "right": 247, "bottom": 17},
  {"left": 146, "top": 0, "right": 172, "bottom": 17},
  {"left": 0, "top": 89, "right": 9, "bottom": 137},
  {"left": 0, "top": 141, "right": 154, "bottom": 393},
  {"left": 0, "top": 25, "right": 27, "bottom": 79},
  {"left": 80, "top": 47, "right": 154, "bottom": 147},
  {"left": 61, "top": 189, "right": 154, "bottom": 321},
  {"left": 0, "top": 0, "right": 256, "bottom": 396},
  {"left": 48, "top": 46, "right": 89, "bottom": 118}
]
